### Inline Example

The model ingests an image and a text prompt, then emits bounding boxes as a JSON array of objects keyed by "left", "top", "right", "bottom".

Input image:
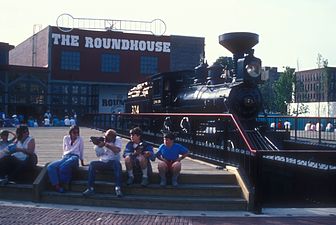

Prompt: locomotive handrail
[{"left": 230, "top": 114, "right": 257, "bottom": 153}]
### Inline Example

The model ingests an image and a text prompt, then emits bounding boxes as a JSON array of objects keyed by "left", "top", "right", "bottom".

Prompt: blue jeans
[
  {"left": 47, "top": 154, "right": 79, "bottom": 186},
  {"left": 87, "top": 160, "right": 122, "bottom": 187}
]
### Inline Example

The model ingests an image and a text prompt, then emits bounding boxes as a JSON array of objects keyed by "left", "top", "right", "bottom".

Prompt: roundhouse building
[{"left": 1, "top": 25, "right": 204, "bottom": 122}]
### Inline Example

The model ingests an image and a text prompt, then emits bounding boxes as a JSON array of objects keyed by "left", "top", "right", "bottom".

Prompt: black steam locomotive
[{"left": 126, "top": 32, "right": 267, "bottom": 130}]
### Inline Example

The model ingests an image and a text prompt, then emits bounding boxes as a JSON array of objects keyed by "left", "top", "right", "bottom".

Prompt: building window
[
  {"left": 80, "top": 96, "right": 87, "bottom": 105},
  {"left": 72, "top": 85, "right": 79, "bottom": 94},
  {"left": 72, "top": 96, "right": 79, "bottom": 105},
  {"left": 80, "top": 86, "right": 87, "bottom": 95},
  {"left": 0, "top": 51, "right": 7, "bottom": 65},
  {"left": 140, "top": 56, "right": 158, "bottom": 75},
  {"left": 101, "top": 54, "right": 120, "bottom": 73},
  {"left": 61, "top": 51, "right": 80, "bottom": 71}
]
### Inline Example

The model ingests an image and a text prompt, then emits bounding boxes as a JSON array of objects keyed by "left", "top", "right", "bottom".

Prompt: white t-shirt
[
  {"left": 95, "top": 136, "right": 122, "bottom": 163},
  {"left": 62, "top": 135, "right": 84, "bottom": 160},
  {"left": 12, "top": 136, "right": 34, "bottom": 161}
]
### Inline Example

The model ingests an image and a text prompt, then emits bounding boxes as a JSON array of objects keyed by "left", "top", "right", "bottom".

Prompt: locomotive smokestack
[{"left": 218, "top": 32, "right": 259, "bottom": 77}]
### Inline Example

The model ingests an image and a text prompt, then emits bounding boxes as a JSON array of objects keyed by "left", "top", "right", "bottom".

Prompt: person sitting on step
[
  {"left": 0, "top": 129, "right": 17, "bottom": 159},
  {"left": 123, "top": 127, "right": 154, "bottom": 186},
  {"left": 47, "top": 125, "right": 85, "bottom": 193},
  {"left": 156, "top": 131, "right": 189, "bottom": 187},
  {"left": 83, "top": 129, "right": 123, "bottom": 197},
  {"left": 0, "top": 125, "right": 37, "bottom": 185}
]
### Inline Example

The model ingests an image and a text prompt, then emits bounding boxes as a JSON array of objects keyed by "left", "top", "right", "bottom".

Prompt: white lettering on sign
[
  {"left": 71, "top": 35, "right": 79, "bottom": 46},
  {"left": 129, "top": 40, "right": 138, "bottom": 51},
  {"left": 51, "top": 33, "right": 61, "bottom": 45},
  {"left": 52, "top": 33, "right": 170, "bottom": 53},
  {"left": 101, "top": 99, "right": 125, "bottom": 107},
  {"left": 102, "top": 38, "right": 111, "bottom": 49},
  {"left": 84, "top": 37, "right": 93, "bottom": 48},
  {"left": 52, "top": 33, "right": 79, "bottom": 47}
]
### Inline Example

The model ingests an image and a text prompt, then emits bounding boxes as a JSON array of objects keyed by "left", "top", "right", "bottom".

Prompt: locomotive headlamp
[
  {"left": 236, "top": 49, "right": 262, "bottom": 84},
  {"left": 246, "top": 61, "right": 261, "bottom": 78}
]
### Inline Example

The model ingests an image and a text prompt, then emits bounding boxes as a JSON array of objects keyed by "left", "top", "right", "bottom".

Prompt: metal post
[{"left": 253, "top": 152, "right": 263, "bottom": 214}]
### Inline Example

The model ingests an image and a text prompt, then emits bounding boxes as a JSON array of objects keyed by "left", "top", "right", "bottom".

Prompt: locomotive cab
[{"left": 151, "top": 70, "right": 194, "bottom": 112}]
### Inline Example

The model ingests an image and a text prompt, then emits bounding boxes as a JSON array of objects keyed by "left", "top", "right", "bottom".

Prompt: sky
[{"left": 1, "top": 0, "right": 335, "bottom": 71}]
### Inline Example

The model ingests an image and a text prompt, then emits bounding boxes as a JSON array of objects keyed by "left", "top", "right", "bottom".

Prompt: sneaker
[
  {"left": 8, "top": 180, "right": 16, "bottom": 185},
  {"left": 0, "top": 177, "right": 8, "bottom": 186},
  {"left": 82, "top": 187, "right": 95, "bottom": 196},
  {"left": 172, "top": 177, "right": 178, "bottom": 187},
  {"left": 115, "top": 187, "right": 123, "bottom": 197},
  {"left": 159, "top": 177, "right": 167, "bottom": 187},
  {"left": 126, "top": 176, "right": 134, "bottom": 185},
  {"left": 141, "top": 177, "right": 149, "bottom": 187},
  {"left": 55, "top": 186, "right": 65, "bottom": 193}
]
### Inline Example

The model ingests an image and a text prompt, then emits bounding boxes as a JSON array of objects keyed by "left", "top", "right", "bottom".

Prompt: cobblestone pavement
[{"left": 0, "top": 203, "right": 335, "bottom": 225}]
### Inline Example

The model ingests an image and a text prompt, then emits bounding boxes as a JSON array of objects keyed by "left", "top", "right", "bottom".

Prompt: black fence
[
  {"left": 82, "top": 113, "right": 336, "bottom": 212},
  {"left": 257, "top": 115, "right": 336, "bottom": 147}
]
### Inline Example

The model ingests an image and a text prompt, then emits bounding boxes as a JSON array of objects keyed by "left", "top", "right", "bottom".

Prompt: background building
[
  {"left": 288, "top": 67, "right": 336, "bottom": 117},
  {"left": 1, "top": 25, "right": 204, "bottom": 123}
]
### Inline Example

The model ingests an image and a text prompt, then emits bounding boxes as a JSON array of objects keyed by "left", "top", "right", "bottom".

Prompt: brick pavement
[{"left": 0, "top": 204, "right": 334, "bottom": 225}]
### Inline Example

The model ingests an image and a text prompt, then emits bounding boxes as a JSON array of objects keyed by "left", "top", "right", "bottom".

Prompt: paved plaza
[{"left": 0, "top": 126, "right": 336, "bottom": 224}]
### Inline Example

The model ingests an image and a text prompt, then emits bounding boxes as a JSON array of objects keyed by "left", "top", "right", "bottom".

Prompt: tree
[
  {"left": 316, "top": 53, "right": 323, "bottom": 68},
  {"left": 322, "top": 57, "right": 331, "bottom": 116},
  {"left": 273, "top": 67, "right": 295, "bottom": 114},
  {"left": 316, "top": 53, "right": 330, "bottom": 116},
  {"left": 259, "top": 78, "right": 277, "bottom": 113}
]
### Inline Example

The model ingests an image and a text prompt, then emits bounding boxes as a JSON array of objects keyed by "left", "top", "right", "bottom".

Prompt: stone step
[
  {"left": 40, "top": 191, "right": 247, "bottom": 211},
  {"left": 72, "top": 169, "right": 238, "bottom": 185},
  {"left": 0, "top": 183, "right": 34, "bottom": 201},
  {"left": 70, "top": 180, "right": 243, "bottom": 198}
]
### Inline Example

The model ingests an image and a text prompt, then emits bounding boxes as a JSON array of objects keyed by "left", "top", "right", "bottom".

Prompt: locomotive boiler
[{"left": 126, "top": 32, "right": 267, "bottom": 129}]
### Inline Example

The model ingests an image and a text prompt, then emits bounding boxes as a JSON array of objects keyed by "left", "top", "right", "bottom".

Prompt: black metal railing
[
  {"left": 82, "top": 112, "right": 336, "bottom": 213},
  {"left": 84, "top": 112, "right": 257, "bottom": 173},
  {"left": 257, "top": 115, "right": 336, "bottom": 147}
]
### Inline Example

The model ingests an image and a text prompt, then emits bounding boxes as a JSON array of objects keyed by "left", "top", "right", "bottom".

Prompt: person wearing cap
[
  {"left": 0, "top": 130, "right": 17, "bottom": 150},
  {"left": 123, "top": 127, "right": 155, "bottom": 186},
  {"left": 0, "top": 129, "right": 17, "bottom": 161},
  {"left": 0, "top": 125, "right": 37, "bottom": 184},
  {"left": 83, "top": 129, "right": 123, "bottom": 197},
  {"left": 156, "top": 131, "right": 189, "bottom": 187},
  {"left": 47, "top": 125, "right": 85, "bottom": 193}
]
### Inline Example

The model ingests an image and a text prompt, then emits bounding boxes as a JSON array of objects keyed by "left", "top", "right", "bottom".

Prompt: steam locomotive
[{"left": 126, "top": 32, "right": 267, "bottom": 130}]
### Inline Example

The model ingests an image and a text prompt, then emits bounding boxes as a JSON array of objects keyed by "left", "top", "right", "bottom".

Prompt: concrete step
[
  {"left": 72, "top": 169, "right": 238, "bottom": 185},
  {"left": 70, "top": 180, "right": 243, "bottom": 198},
  {"left": 40, "top": 191, "right": 247, "bottom": 211},
  {"left": 0, "top": 183, "right": 34, "bottom": 201}
]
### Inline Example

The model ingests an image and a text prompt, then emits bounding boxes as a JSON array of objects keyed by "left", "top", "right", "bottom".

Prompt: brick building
[
  {"left": 0, "top": 26, "right": 204, "bottom": 122},
  {"left": 289, "top": 67, "right": 336, "bottom": 116}
]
